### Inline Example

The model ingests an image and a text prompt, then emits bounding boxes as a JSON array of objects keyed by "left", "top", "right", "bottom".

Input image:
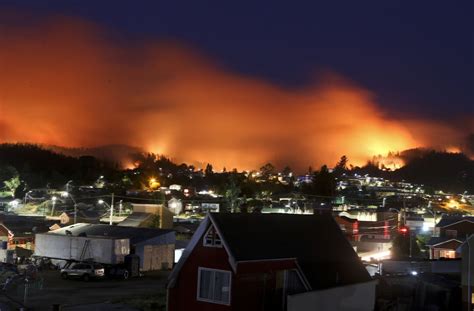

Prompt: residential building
[
  {"left": 457, "top": 234, "right": 474, "bottom": 309},
  {"left": 168, "top": 213, "right": 376, "bottom": 311},
  {"left": 59, "top": 210, "right": 101, "bottom": 225},
  {"left": 427, "top": 216, "right": 474, "bottom": 259},
  {"left": 0, "top": 215, "right": 53, "bottom": 250},
  {"left": 335, "top": 215, "right": 396, "bottom": 261}
]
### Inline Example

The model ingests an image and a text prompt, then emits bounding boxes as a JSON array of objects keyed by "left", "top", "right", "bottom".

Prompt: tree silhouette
[
  {"left": 334, "top": 155, "right": 348, "bottom": 177},
  {"left": 259, "top": 163, "right": 275, "bottom": 179}
]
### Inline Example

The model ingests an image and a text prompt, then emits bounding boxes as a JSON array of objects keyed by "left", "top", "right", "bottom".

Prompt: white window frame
[
  {"left": 196, "top": 267, "right": 232, "bottom": 305},
  {"left": 203, "top": 225, "right": 222, "bottom": 248}
]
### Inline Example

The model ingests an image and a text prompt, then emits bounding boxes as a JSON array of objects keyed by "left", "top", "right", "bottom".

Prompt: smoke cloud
[{"left": 0, "top": 16, "right": 471, "bottom": 171}]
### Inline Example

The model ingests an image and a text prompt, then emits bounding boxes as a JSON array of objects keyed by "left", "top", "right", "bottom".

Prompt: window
[
  {"left": 445, "top": 230, "right": 457, "bottom": 238},
  {"left": 197, "top": 267, "right": 231, "bottom": 305},
  {"left": 203, "top": 226, "right": 222, "bottom": 247},
  {"left": 439, "top": 249, "right": 456, "bottom": 259}
]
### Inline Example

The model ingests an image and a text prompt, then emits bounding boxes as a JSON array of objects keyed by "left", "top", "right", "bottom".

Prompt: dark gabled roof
[
  {"left": 0, "top": 214, "right": 54, "bottom": 236},
  {"left": 117, "top": 212, "right": 153, "bottom": 227},
  {"left": 50, "top": 223, "right": 173, "bottom": 245},
  {"left": 209, "top": 213, "right": 371, "bottom": 290},
  {"left": 175, "top": 239, "right": 190, "bottom": 249},
  {"left": 436, "top": 216, "right": 474, "bottom": 228},
  {"left": 426, "top": 236, "right": 464, "bottom": 247}
]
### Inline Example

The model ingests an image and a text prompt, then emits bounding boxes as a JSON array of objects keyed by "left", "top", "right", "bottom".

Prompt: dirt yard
[{"left": 0, "top": 270, "right": 169, "bottom": 310}]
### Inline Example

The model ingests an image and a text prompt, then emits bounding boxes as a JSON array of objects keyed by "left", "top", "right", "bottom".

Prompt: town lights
[
  {"left": 148, "top": 177, "right": 160, "bottom": 190},
  {"left": 448, "top": 199, "right": 459, "bottom": 209}
]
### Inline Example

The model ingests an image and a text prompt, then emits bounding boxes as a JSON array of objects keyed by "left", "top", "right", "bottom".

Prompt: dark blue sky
[{"left": 2, "top": 0, "right": 473, "bottom": 118}]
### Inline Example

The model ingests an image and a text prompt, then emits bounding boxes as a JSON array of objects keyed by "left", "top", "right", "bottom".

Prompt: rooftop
[
  {"left": 209, "top": 213, "right": 372, "bottom": 289},
  {"left": 50, "top": 223, "right": 173, "bottom": 245}
]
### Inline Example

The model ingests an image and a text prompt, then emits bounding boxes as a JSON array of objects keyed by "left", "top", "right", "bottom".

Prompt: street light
[
  {"left": 424, "top": 200, "right": 437, "bottom": 235},
  {"left": 50, "top": 196, "right": 57, "bottom": 216},
  {"left": 98, "top": 199, "right": 113, "bottom": 225},
  {"left": 65, "top": 180, "right": 73, "bottom": 193}
]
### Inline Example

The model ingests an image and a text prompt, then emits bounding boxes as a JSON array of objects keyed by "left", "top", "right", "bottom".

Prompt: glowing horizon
[{"left": 0, "top": 17, "right": 472, "bottom": 171}]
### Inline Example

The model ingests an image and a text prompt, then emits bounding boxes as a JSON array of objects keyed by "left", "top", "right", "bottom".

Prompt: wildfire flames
[{"left": 0, "top": 16, "right": 471, "bottom": 170}]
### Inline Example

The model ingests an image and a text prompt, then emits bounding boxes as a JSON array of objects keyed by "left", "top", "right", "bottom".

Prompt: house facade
[
  {"left": 458, "top": 234, "right": 474, "bottom": 309},
  {"left": 0, "top": 215, "right": 53, "bottom": 250},
  {"left": 335, "top": 215, "right": 396, "bottom": 261},
  {"left": 168, "top": 213, "right": 376, "bottom": 311},
  {"left": 428, "top": 217, "right": 474, "bottom": 259}
]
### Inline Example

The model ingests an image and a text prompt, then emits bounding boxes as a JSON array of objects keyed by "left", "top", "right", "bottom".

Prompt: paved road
[{"left": 1, "top": 270, "right": 169, "bottom": 310}]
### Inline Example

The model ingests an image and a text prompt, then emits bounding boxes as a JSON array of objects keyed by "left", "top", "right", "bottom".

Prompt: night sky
[
  {"left": 3, "top": 0, "right": 472, "bottom": 116},
  {"left": 0, "top": 1, "right": 472, "bottom": 170}
]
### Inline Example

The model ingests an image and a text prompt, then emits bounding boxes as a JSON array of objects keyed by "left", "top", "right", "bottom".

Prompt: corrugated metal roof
[{"left": 117, "top": 212, "right": 153, "bottom": 227}]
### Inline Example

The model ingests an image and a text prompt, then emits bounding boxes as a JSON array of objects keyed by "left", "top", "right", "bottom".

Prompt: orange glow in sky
[{"left": 0, "top": 17, "right": 471, "bottom": 171}]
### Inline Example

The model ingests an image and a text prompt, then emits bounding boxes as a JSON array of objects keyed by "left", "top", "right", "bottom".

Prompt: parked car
[{"left": 60, "top": 262, "right": 104, "bottom": 281}]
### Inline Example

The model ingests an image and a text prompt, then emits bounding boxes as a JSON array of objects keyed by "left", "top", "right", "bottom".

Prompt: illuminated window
[
  {"left": 439, "top": 249, "right": 456, "bottom": 258},
  {"left": 203, "top": 226, "right": 222, "bottom": 247},
  {"left": 197, "top": 267, "right": 231, "bottom": 305}
]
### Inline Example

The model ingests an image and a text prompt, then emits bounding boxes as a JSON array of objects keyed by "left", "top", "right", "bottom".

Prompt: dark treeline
[
  {"left": 353, "top": 150, "right": 474, "bottom": 193},
  {"left": 0, "top": 144, "right": 473, "bottom": 198},
  {"left": 0, "top": 143, "right": 118, "bottom": 191}
]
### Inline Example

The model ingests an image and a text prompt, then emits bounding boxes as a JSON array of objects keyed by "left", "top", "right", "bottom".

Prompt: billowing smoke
[{"left": 0, "top": 17, "right": 471, "bottom": 171}]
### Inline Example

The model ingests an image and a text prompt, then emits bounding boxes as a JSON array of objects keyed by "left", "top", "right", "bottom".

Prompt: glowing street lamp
[
  {"left": 51, "top": 196, "right": 57, "bottom": 216},
  {"left": 98, "top": 199, "right": 113, "bottom": 225},
  {"left": 148, "top": 177, "right": 160, "bottom": 190}
]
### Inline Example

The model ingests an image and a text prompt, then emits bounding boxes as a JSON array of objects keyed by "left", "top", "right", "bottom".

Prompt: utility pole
[
  {"left": 50, "top": 196, "right": 57, "bottom": 216},
  {"left": 468, "top": 234, "right": 472, "bottom": 311},
  {"left": 73, "top": 202, "right": 77, "bottom": 224},
  {"left": 402, "top": 196, "right": 406, "bottom": 226},
  {"left": 109, "top": 193, "right": 114, "bottom": 225},
  {"left": 428, "top": 200, "right": 436, "bottom": 231},
  {"left": 409, "top": 231, "right": 413, "bottom": 258},
  {"left": 110, "top": 193, "right": 115, "bottom": 211}
]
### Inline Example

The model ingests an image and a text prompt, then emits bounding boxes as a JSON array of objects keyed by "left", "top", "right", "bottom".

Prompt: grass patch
[{"left": 114, "top": 292, "right": 167, "bottom": 311}]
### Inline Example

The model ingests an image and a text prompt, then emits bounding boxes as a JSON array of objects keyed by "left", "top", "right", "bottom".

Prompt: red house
[{"left": 167, "top": 213, "right": 373, "bottom": 311}]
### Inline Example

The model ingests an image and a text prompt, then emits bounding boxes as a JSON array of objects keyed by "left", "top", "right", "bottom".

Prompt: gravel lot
[{"left": 0, "top": 270, "right": 169, "bottom": 310}]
